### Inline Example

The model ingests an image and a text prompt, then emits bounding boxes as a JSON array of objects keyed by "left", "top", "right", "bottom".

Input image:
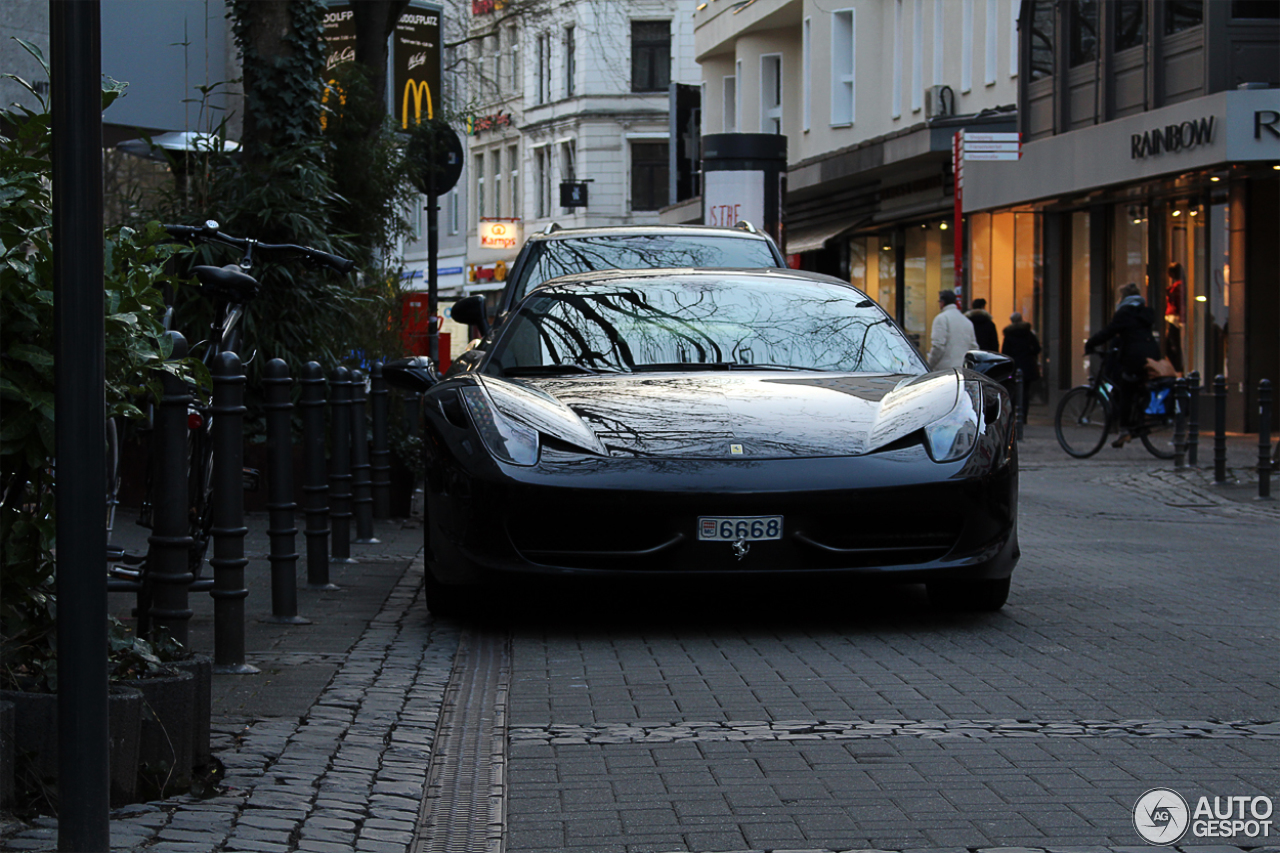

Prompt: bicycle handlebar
[{"left": 165, "top": 221, "right": 356, "bottom": 274}]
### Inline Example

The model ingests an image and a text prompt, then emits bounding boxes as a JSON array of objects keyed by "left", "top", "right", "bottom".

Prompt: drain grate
[{"left": 411, "top": 627, "right": 509, "bottom": 853}]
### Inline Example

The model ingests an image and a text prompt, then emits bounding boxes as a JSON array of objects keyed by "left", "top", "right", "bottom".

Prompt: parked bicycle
[
  {"left": 109, "top": 221, "right": 353, "bottom": 599},
  {"left": 1054, "top": 343, "right": 1177, "bottom": 459}
]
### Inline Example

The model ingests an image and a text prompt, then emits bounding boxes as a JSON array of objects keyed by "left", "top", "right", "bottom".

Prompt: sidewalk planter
[
  {"left": 131, "top": 668, "right": 195, "bottom": 796},
  {"left": 171, "top": 654, "right": 212, "bottom": 767},
  {"left": 0, "top": 685, "right": 144, "bottom": 809}
]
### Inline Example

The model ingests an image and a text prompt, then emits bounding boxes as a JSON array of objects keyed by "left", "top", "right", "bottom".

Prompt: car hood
[{"left": 477, "top": 371, "right": 960, "bottom": 459}]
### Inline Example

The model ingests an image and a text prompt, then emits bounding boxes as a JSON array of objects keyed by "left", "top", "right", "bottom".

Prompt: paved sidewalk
[{"left": 1, "top": 512, "right": 456, "bottom": 853}]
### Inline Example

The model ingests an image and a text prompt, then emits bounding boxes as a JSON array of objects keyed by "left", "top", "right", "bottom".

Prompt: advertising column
[{"left": 701, "top": 133, "right": 787, "bottom": 248}]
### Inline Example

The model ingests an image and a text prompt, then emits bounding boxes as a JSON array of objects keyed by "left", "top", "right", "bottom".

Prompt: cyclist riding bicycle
[{"left": 1085, "top": 282, "right": 1162, "bottom": 447}]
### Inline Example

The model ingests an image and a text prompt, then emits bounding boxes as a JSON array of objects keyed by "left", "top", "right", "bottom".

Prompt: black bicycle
[
  {"left": 111, "top": 221, "right": 353, "bottom": 593},
  {"left": 1054, "top": 346, "right": 1177, "bottom": 459}
]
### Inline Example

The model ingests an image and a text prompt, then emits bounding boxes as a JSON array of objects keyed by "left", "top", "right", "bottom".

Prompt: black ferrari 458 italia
[{"left": 386, "top": 269, "right": 1020, "bottom": 616}]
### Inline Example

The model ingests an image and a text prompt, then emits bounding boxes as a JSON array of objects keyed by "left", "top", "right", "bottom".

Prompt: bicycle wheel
[
  {"left": 1140, "top": 414, "right": 1176, "bottom": 459},
  {"left": 106, "top": 417, "right": 121, "bottom": 535},
  {"left": 1055, "top": 386, "right": 1111, "bottom": 458}
]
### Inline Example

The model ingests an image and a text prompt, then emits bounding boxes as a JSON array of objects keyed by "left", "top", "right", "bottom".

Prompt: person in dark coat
[
  {"left": 966, "top": 298, "right": 1000, "bottom": 352},
  {"left": 1000, "top": 312, "right": 1041, "bottom": 421},
  {"left": 1085, "top": 282, "right": 1162, "bottom": 444}
]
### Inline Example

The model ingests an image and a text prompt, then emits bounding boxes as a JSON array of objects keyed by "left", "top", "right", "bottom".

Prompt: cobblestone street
[{"left": 1, "top": 428, "right": 1276, "bottom": 853}]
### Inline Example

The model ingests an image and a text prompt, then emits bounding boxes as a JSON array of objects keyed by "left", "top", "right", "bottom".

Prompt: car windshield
[
  {"left": 488, "top": 278, "right": 927, "bottom": 375},
  {"left": 510, "top": 234, "right": 778, "bottom": 302}
]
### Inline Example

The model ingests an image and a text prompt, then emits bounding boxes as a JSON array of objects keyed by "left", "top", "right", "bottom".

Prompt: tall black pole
[
  {"left": 300, "top": 362, "right": 336, "bottom": 588},
  {"left": 264, "top": 359, "right": 308, "bottom": 623},
  {"left": 370, "top": 363, "right": 391, "bottom": 519},
  {"left": 210, "top": 352, "right": 257, "bottom": 673},
  {"left": 428, "top": 161, "right": 439, "bottom": 364},
  {"left": 50, "top": 2, "right": 109, "bottom": 846}
]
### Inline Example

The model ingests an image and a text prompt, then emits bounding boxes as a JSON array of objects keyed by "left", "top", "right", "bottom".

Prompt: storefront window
[
  {"left": 1112, "top": 204, "right": 1148, "bottom": 310},
  {"left": 1164, "top": 202, "right": 1206, "bottom": 379},
  {"left": 876, "top": 235, "right": 897, "bottom": 318},
  {"left": 970, "top": 212, "right": 992, "bottom": 307},
  {"left": 1069, "top": 210, "right": 1091, "bottom": 387},
  {"left": 967, "top": 212, "right": 1025, "bottom": 352},
  {"left": 1208, "top": 203, "right": 1229, "bottom": 378},
  {"left": 1013, "top": 213, "right": 1043, "bottom": 392}
]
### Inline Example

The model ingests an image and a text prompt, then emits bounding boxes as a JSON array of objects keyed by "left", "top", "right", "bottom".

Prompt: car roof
[{"left": 524, "top": 224, "right": 775, "bottom": 243}]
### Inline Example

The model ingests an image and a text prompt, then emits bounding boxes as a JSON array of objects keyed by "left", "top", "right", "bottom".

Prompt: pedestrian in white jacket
[{"left": 928, "top": 290, "right": 978, "bottom": 370}]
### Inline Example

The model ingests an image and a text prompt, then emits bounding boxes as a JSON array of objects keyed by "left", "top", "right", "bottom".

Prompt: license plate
[{"left": 698, "top": 516, "right": 783, "bottom": 542}]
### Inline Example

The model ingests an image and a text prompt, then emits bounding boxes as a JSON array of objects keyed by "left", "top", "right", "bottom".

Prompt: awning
[{"left": 784, "top": 216, "right": 868, "bottom": 254}]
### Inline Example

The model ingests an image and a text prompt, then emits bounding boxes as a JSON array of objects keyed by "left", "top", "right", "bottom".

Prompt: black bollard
[
  {"left": 1173, "top": 377, "right": 1189, "bottom": 470},
  {"left": 300, "top": 362, "right": 338, "bottom": 589},
  {"left": 403, "top": 391, "right": 421, "bottom": 434},
  {"left": 1214, "top": 374, "right": 1228, "bottom": 484},
  {"left": 1013, "top": 368, "right": 1025, "bottom": 442},
  {"left": 1187, "top": 371, "right": 1200, "bottom": 467},
  {"left": 264, "top": 359, "right": 310, "bottom": 623},
  {"left": 350, "top": 369, "right": 378, "bottom": 543},
  {"left": 329, "top": 367, "right": 355, "bottom": 563},
  {"left": 371, "top": 363, "right": 391, "bottom": 519},
  {"left": 209, "top": 352, "right": 258, "bottom": 673},
  {"left": 148, "top": 331, "right": 194, "bottom": 646},
  {"left": 1259, "top": 379, "right": 1273, "bottom": 500}
]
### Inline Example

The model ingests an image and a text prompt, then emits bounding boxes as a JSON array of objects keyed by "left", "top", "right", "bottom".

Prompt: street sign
[
  {"left": 962, "top": 152, "right": 1022, "bottom": 161},
  {"left": 406, "top": 118, "right": 464, "bottom": 195},
  {"left": 962, "top": 141, "right": 1021, "bottom": 152},
  {"left": 962, "top": 132, "right": 1020, "bottom": 142}
]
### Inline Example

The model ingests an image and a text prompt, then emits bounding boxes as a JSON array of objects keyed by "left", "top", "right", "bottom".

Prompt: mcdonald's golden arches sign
[{"left": 322, "top": 2, "right": 442, "bottom": 131}]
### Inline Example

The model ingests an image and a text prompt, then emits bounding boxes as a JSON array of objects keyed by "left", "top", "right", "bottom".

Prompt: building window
[
  {"left": 494, "top": 148, "right": 503, "bottom": 218},
  {"left": 564, "top": 26, "right": 576, "bottom": 97},
  {"left": 631, "top": 21, "right": 671, "bottom": 93},
  {"left": 892, "top": 0, "right": 902, "bottom": 118},
  {"left": 508, "top": 144, "right": 519, "bottom": 218},
  {"left": 448, "top": 190, "right": 459, "bottom": 235},
  {"left": 1165, "top": 1, "right": 1203, "bottom": 34},
  {"left": 911, "top": 0, "right": 923, "bottom": 112},
  {"left": 560, "top": 140, "right": 577, "bottom": 212},
  {"left": 933, "top": 0, "right": 944, "bottom": 85},
  {"left": 1232, "top": 1, "right": 1279, "bottom": 17},
  {"left": 1069, "top": 0, "right": 1099, "bottom": 67},
  {"left": 831, "top": 9, "right": 855, "bottom": 126},
  {"left": 761, "top": 54, "right": 782, "bottom": 134},
  {"left": 1009, "top": 0, "right": 1019, "bottom": 76},
  {"left": 630, "top": 142, "right": 668, "bottom": 211},
  {"left": 802, "top": 18, "right": 812, "bottom": 131},
  {"left": 962, "top": 0, "right": 973, "bottom": 92},
  {"left": 536, "top": 32, "right": 551, "bottom": 104},
  {"left": 493, "top": 32, "right": 503, "bottom": 95},
  {"left": 534, "top": 147, "right": 554, "bottom": 219},
  {"left": 1115, "top": 1, "right": 1145, "bottom": 52},
  {"left": 476, "top": 153, "right": 485, "bottom": 221},
  {"left": 984, "top": 0, "right": 997, "bottom": 85},
  {"left": 723, "top": 75, "right": 737, "bottom": 132},
  {"left": 1027, "top": 0, "right": 1054, "bottom": 81},
  {"left": 507, "top": 24, "right": 518, "bottom": 92}
]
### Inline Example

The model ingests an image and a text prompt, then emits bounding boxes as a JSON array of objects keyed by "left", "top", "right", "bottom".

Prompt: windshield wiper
[
  {"left": 632, "top": 362, "right": 809, "bottom": 372},
  {"left": 502, "top": 363, "right": 624, "bottom": 376}
]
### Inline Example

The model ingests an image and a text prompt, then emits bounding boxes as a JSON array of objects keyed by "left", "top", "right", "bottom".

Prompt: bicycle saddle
[{"left": 194, "top": 264, "right": 259, "bottom": 300}]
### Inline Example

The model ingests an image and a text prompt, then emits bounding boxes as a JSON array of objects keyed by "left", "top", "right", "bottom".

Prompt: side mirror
[
  {"left": 451, "top": 295, "right": 489, "bottom": 338},
  {"left": 382, "top": 356, "right": 439, "bottom": 392},
  {"left": 963, "top": 350, "right": 1015, "bottom": 384}
]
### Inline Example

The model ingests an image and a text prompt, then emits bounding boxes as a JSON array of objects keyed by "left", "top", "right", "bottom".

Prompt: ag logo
[{"left": 1134, "top": 788, "right": 1189, "bottom": 844}]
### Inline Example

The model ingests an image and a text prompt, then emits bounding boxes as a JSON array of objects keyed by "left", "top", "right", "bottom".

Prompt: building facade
[
  {"left": 464, "top": 0, "right": 699, "bottom": 302},
  {"left": 687, "top": 0, "right": 1023, "bottom": 361},
  {"left": 964, "top": 0, "right": 1279, "bottom": 430}
]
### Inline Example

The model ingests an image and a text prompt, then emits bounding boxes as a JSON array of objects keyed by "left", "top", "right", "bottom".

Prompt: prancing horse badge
[{"left": 732, "top": 539, "right": 750, "bottom": 560}]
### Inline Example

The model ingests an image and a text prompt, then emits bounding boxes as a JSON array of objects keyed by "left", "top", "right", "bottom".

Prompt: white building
[
  {"left": 464, "top": 0, "right": 700, "bottom": 290},
  {"left": 687, "top": 0, "right": 1022, "bottom": 358}
]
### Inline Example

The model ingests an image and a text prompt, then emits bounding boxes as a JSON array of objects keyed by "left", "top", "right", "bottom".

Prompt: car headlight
[
  {"left": 459, "top": 386, "right": 539, "bottom": 466},
  {"left": 923, "top": 381, "right": 982, "bottom": 462}
]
